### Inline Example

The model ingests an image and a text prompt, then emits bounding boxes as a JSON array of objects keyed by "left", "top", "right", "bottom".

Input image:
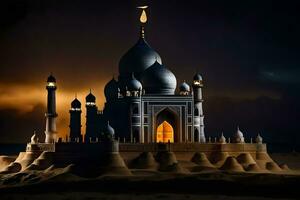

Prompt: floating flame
[{"left": 140, "top": 9, "right": 147, "bottom": 23}]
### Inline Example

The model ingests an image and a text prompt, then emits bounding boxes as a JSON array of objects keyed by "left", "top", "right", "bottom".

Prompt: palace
[{"left": 66, "top": 8, "right": 206, "bottom": 144}]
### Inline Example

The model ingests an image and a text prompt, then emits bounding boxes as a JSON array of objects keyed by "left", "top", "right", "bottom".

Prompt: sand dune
[
  {"left": 0, "top": 156, "right": 15, "bottom": 171},
  {"left": 245, "top": 163, "right": 262, "bottom": 172},
  {"left": 219, "top": 156, "right": 245, "bottom": 172},
  {"left": 130, "top": 152, "right": 158, "bottom": 170},
  {"left": 236, "top": 153, "right": 256, "bottom": 168},
  {"left": 190, "top": 152, "right": 217, "bottom": 172},
  {"left": 209, "top": 152, "right": 229, "bottom": 167},
  {"left": 265, "top": 162, "right": 282, "bottom": 172}
]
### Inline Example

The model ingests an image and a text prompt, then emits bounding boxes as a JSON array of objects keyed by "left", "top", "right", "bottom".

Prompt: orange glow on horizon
[{"left": 0, "top": 81, "right": 107, "bottom": 140}]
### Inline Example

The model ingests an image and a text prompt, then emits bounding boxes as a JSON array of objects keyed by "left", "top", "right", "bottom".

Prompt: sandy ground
[
  {"left": 0, "top": 193, "right": 297, "bottom": 200},
  {"left": 0, "top": 152, "right": 299, "bottom": 200}
]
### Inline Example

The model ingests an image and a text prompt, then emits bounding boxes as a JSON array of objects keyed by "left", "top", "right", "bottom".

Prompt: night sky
[{"left": 0, "top": 0, "right": 299, "bottom": 151}]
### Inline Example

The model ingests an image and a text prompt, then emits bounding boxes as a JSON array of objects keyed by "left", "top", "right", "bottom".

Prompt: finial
[
  {"left": 75, "top": 93, "right": 77, "bottom": 99},
  {"left": 131, "top": 72, "right": 135, "bottom": 79},
  {"left": 137, "top": 6, "right": 148, "bottom": 38},
  {"left": 89, "top": 88, "right": 92, "bottom": 93},
  {"left": 140, "top": 26, "right": 145, "bottom": 39},
  {"left": 137, "top": 6, "right": 148, "bottom": 24}
]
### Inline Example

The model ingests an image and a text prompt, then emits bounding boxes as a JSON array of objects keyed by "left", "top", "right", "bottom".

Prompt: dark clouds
[{"left": 0, "top": 0, "right": 299, "bottom": 151}]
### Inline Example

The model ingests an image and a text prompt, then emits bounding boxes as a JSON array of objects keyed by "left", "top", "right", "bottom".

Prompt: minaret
[
  {"left": 192, "top": 73, "right": 205, "bottom": 143},
  {"left": 45, "top": 74, "right": 58, "bottom": 143},
  {"left": 69, "top": 96, "right": 82, "bottom": 142},
  {"left": 85, "top": 90, "right": 98, "bottom": 142}
]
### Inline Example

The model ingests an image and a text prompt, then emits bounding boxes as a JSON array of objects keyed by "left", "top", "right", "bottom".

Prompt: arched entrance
[
  {"left": 155, "top": 107, "right": 179, "bottom": 143},
  {"left": 156, "top": 121, "right": 174, "bottom": 143}
]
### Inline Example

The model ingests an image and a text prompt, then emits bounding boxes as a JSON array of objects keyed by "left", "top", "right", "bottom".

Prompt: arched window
[{"left": 194, "top": 108, "right": 199, "bottom": 116}]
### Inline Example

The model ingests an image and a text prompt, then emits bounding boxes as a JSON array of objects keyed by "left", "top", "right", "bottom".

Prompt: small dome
[
  {"left": 140, "top": 61, "right": 177, "bottom": 95},
  {"left": 234, "top": 126, "right": 245, "bottom": 143},
  {"left": 179, "top": 81, "right": 190, "bottom": 92},
  {"left": 193, "top": 73, "right": 202, "bottom": 81},
  {"left": 119, "top": 38, "right": 162, "bottom": 79},
  {"left": 47, "top": 74, "right": 56, "bottom": 82},
  {"left": 86, "top": 92, "right": 96, "bottom": 102},
  {"left": 256, "top": 134, "right": 263, "bottom": 144},
  {"left": 127, "top": 73, "right": 142, "bottom": 91},
  {"left": 104, "top": 77, "right": 119, "bottom": 101},
  {"left": 71, "top": 98, "right": 81, "bottom": 108},
  {"left": 219, "top": 133, "right": 226, "bottom": 144},
  {"left": 103, "top": 121, "right": 115, "bottom": 139}
]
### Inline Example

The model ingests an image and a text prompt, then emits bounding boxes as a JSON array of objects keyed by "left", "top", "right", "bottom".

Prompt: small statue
[
  {"left": 30, "top": 131, "right": 38, "bottom": 144},
  {"left": 219, "top": 132, "right": 226, "bottom": 144},
  {"left": 256, "top": 134, "right": 263, "bottom": 144}
]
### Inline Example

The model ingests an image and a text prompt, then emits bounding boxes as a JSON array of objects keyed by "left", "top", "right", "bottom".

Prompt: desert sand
[{"left": 0, "top": 152, "right": 299, "bottom": 199}]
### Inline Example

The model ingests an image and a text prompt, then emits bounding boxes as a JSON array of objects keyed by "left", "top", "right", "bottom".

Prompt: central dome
[{"left": 119, "top": 38, "right": 162, "bottom": 79}]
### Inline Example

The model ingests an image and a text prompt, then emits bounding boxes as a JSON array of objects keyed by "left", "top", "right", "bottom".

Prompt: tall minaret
[
  {"left": 69, "top": 96, "right": 82, "bottom": 142},
  {"left": 85, "top": 90, "right": 98, "bottom": 142},
  {"left": 45, "top": 74, "right": 58, "bottom": 143},
  {"left": 192, "top": 73, "right": 205, "bottom": 143}
]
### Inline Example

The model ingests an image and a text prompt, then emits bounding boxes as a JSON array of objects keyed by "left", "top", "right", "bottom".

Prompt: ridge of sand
[{"left": 220, "top": 156, "right": 245, "bottom": 172}]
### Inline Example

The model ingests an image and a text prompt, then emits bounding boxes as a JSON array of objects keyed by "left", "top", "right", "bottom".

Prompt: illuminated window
[
  {"left": 71, "top": 108, "right": 81, "bottom": 111},
  {"left": 193, "top": 80, "right": 203, "bottom": 86},
  {"left": 47, "top": 82, "right": 56, "bottom": 87},
  {"left": 86, "top": 102, "right": 96, "bottom": 106}
]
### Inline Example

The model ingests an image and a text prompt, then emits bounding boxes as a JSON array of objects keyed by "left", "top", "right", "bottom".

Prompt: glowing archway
[{"left": 156, "top": 121, "right": 174, "bottom": 143}]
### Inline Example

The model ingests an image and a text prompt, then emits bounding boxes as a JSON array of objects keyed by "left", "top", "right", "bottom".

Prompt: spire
[{"left": 137, "top": 6, "right": 148, "bottom": 39}]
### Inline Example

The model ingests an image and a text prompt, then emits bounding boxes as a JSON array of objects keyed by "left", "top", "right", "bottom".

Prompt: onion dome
[
  {"left": 126, "top": 73, "right": 142, "bottom": 91},
  {"left": 71, "top": 98, "right": 81, "bottom": 108},
  {"left": 47, "top": 74, "right": 56, "bottom": 82},
  {"left": 234, "top": 126, "right": 245, "bottom": 143},
  {"left": 219, "top": 133, "right": 226, "bottom": 144},
  {"left": 140, "top": 61, "right": 177, "bottom": 95},
  {"left": 86, "top": 91, "right": 96, "bottom": 103},
  {"left": 119, "top": 37, "right": 162, "bottom": 79},
  {"left": 193, "top": 73, "right": 202, "bottom": 81},
  {"left": 179, "top": 81, "right": 190, "bottom": 92},
  {"left": 103, "top": 121, "right": 115, "bottom": 140},
  {"left": 256, "top": 134, "right": 263, "bottom": 144},
  {"left": 104, "top": 77, "right": 119, "bottom": 101}
]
